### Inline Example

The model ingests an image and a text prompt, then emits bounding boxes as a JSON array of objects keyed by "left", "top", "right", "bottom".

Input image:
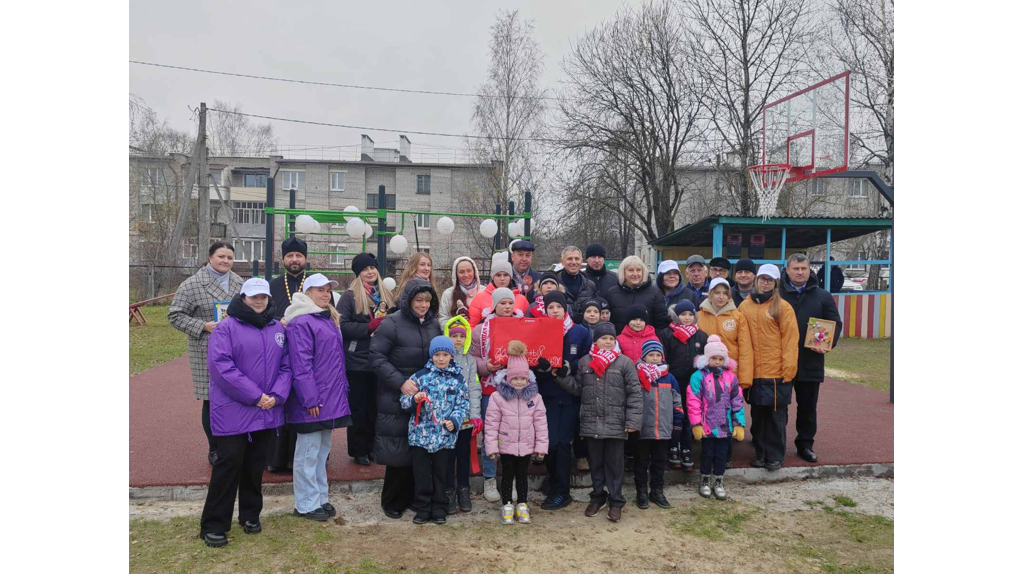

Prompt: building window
[
  {"left": 370, "top": 224, "right": 396, "bottom": 234},
  {"left": 366, "top": 193, "right": 397, "bottom": 210},
  {"left": 416, "top": 213, "right": 431, "bottom": 229},
  {"left": 183, "top": 242, "right": 199, "bottom": 260},
  {"left": 233, "top": 201, "right": 266, "bottom": 225},
  {"left": 330, "top": 172, "right": 345, "bottom": 191},
  {"left": 281, "top": 171, "right": 305, "bottom": 190},
  {"left": 329, "top": 244, "right": 348, "bottom": 266},
  {"left": 848, "top": 180, "right": 866, "bottom": 198},
  {"left": 144, "top": 168, "right": 165, "bottom": 186},
  {"left": 416, "top": 175, "right": 431, "bottom": 194},
  {"left": 809, "top": 180, "right": 824, "bottom": 197},
  {"left": 234, "top": 239, "right": 265, "bottom": 263},
  {"left": 847, "top": 250, "right": 868, "bottom": 271},
  {"left": 209, "top": 170, "right": 222, "bottom": 186},
  {"left": 243, "top": 173, "right": 267, "bottom": 187}
]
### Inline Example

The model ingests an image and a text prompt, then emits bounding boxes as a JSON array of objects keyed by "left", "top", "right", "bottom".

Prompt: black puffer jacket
[
  {"left": 779, "top": 271, "right": 843, "bottom": 383},
  {"left": 584, "top": 265, "right": 620, "bottom": 298},
  {"left": 556, "top": 354, "right": 643, "bottom": 440},
  {"left": 605, "top": 278, "right": 670, "bottom": 333},
  {"left": 557, "top": 269, "right": 597, "bottom": 311},
  {"left": 658, "top": 306, "right": 709, "bottom": 389},
  {"left": 335, "top": 290, "right": 392, "bottom": 372},
  {"left": 368, "top": 279, "right": 442, "bottom": 467}
]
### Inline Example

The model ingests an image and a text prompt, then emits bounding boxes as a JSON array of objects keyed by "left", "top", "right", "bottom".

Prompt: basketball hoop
[{"left": 748, "top": 163, "right": 791, "bottom": 221}]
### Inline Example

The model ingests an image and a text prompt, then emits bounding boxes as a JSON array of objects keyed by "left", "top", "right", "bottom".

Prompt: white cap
[
  {"left": 240, "top": 278, "right": 271, "bottom": 297},
  {"left": 657, "top": 260, "right": 680, "bottom": 275},
  {"left": 756, "top": 264, "right": 781, "bottom": 281},
  {"left": 709, "top": 277, "right": 731, "bottom": 292},
  {"left": 303, "top": 273, "right": 339, "bottom": 291}
]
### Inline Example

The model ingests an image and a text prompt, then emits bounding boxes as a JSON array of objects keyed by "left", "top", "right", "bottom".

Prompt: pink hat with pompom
[{"left": 703, "top": 335, "right": 729, "bottom": 361}]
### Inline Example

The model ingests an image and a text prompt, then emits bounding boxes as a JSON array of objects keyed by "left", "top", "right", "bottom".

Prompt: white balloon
[
  {"left": 382, "top": 277, "right": 396, "bottom": 291},
  {"left": 508, "top": 221, "right": 521, "bottom": 238},
  {"left": 480, "top": 219, "right": 498, "bottom": 238},
  {"left": 390, "top": 235, "right": 408, "bottom": 254},
  {"left": 518, "top": 219, "right": 527, "bottom": 235},
  {"left": 346, "top": 218, "right": 365, "bottom": 238},
  {"left": 295, "top": 214, "right": 319, "bottom": 234},
  {"left": 363, "top": 224, "right": 374, "bottom": 238},
  {"left": 343, "top": 205, "right": 360, "bottom": 222},
  {"left": 437, "top": 216, "right": 455, "bottom": 235}
]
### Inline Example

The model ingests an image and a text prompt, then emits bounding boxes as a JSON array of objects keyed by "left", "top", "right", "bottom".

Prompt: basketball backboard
[{"left": 762, "top": 71, "right": 850, "bottom": 182}]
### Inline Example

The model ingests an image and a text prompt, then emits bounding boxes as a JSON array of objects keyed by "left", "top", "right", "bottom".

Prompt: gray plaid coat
[{"left": 167, "top": 266, "right": 243, "bottom": 400}]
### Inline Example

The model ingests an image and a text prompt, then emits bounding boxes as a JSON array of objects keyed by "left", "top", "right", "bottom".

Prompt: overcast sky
[{"left": 130, "top": 0, "right": 641, "bottom": 155}]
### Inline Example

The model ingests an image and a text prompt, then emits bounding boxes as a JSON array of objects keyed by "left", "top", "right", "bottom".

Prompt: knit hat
[
  {"left": 350, "top": 253, "right": 378, "bottom": 277},
  {"left": 491, "top": 287, "right": 515, "bottom": 307},
  {"left": 734, "top": 258, "right": 757, "bottom": 274},
  {"left": 539, "top": 270, "right": 560, "bottom": 287},
  {"left": 709, "top": 277, "right": 731, "bottom": 293},
  {"left": 641, "top": 339, "right": 664, "bottom": 360},
  {"left": 447, "top": 325, "right": 467, "bottom": 338},
  {"left": 593, "top": 321, "right": 616, "bottom": 341},
  {"left": 626, "top": 304, "right": 649, "bottom": 324},
  {"left": 543, "top": 290, "right": 568, "bottom": 312},
  {"left": 506, "top": 340, "right": 530, "bottom": 380},
  {"left": 581, "top": 299, "right": 601, "bottom": 313},
  {"left": 708, "top": 257, "right": 731, "bottom": 271},
  {"left": 704, "top": 335, "right": 729, "bottom": 361},
  {"left": 595, "top": 297, "right": 610, "bottom": 311},
  {"left": 585, "top": 243, "right": 606, "bottom": 259},
  {"left": 674, "top": 299, "right": 697, "bottom": 317},
  {"left": 429, "top": 335, "right": 455, "bottom": 357},
  {"left": 281, "top": 236, "right": 307, "bottom": 257},
  {"left": 491, "top": 260, "right": 514, "bottom": 281}
]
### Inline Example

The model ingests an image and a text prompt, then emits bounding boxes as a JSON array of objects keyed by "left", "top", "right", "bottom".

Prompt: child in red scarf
[
  {"left": 658, "top": 299, "right": 709, "bottom": 471},
  {"left": 617, "top": 305, "right": 660, "bottom": 363}
]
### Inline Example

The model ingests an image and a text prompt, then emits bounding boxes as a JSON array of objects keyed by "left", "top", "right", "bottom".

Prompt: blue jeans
[
  {"left": 480, "top": 394, "right": 496, "bottom": 479},
  {"left": 293, "top": 429, "right": 332, "bottom": 513}
]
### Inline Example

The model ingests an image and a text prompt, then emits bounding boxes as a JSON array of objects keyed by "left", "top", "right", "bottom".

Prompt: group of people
[{"left": 168, "top": 236, "right": 842, "bottom": 546}]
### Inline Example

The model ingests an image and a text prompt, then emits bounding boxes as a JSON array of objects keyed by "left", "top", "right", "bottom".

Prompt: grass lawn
[
  {"left": 825, "top": 337, "right": 891, "bottom": 394},
  {"left": 130, "top": 305, "right": 187, "bottom": 375},
  {"left": 129, "top": 498, "right": 893, "bottom": 574}
]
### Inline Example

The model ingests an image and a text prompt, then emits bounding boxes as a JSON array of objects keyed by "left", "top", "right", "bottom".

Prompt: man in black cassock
[{"left": 265, "top": 236, "right": 308, "bottom": 471}]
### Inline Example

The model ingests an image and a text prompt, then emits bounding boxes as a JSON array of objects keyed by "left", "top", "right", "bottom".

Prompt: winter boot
[
  {"left": 712, "top": 475, "right": 727, "bottom": 500},
  {"left": 635, "top": 486, "right": 650, "bottom": 509},
  {"left": 457, "top": 486, "right": 472, "bottom": 512},
  {"left": 445, "top": 488, "right": 457, "bottom": 515},
  {"left": 668, "top": 446, "right": 682, "bottom": 469},
  {"left": 681, "top": 449, "right": 694, "bottom": 471},
  {"left": 649, "top": 489, "right": 671, "bottom": 509},
  {"left": 483, "top": 478, "right": 500, "bottom": 502},
  {"left": 698, "top": 474, "right": 712, "bottom": 498}
]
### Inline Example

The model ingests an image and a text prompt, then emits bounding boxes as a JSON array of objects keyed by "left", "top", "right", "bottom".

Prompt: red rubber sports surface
[{"left": 129, "top": 357, "right": 893, "bottom": 487}]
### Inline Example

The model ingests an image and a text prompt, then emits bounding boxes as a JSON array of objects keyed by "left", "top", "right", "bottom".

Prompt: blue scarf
[{"left": 206, "top": 264, "right": 230, "bottom": 292}]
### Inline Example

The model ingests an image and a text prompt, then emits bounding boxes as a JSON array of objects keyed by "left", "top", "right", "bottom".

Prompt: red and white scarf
[
  {"left": 669, "top": 323, "right": 698, "bottom": 344},
  {"left": 588, "top": 345, "right": 621, "bottom": 378},
  {"left": 637, "top": 363, "right": 668, "bottom": 392},
  {"left": 560, "top": 314, "right": 574, "bottom": 335}
]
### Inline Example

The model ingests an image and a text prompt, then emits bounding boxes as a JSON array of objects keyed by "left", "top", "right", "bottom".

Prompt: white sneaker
[
  {"left": 484, "top": 478, "right": 500, "bottom": 502},
  {"left": 516, "top": 503, "right": 531, "bottom": 524},
  {"left": 501, "top": 503, "right": 515, "bottom": 524}
]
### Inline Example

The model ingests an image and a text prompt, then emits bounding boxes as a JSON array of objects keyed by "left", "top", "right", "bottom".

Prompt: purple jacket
[
  {"left": 283, "top": 293, "right": 352, "bottom": 430},
  {"left": 207, "top": 316, "right": 292, "bottom": 436}
]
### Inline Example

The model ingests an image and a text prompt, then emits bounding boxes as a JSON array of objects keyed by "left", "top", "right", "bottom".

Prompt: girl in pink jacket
[{"left": 484, "top": 340, "right": 549, "bottom": 525}]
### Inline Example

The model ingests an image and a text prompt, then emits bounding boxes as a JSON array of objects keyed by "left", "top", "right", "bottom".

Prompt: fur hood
[
  {"left": 283, "top": 292, "right": 330, "bottom": 324},
  {"left": 694, "top": 355, "right": 739, "bottom": 372},
  {"left": 699, "top": 297, "right": 737, "bottom": 317},
  {"left": 494, "top": 368, "right": 538, "bottom": 401}
]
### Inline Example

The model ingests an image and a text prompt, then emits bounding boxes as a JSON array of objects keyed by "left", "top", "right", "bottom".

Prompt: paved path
[{"left": 130, "top": 356, "right": 893, "bottom": 488}]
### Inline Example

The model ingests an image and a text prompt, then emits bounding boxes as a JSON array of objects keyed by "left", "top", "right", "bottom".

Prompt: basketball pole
[{"left": 825, "top": 171, "right": 894, "bottom": 404}]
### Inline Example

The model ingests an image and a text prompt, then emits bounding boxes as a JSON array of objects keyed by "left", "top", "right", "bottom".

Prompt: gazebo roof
[{"left": 649, "top": 215, "right": 893, "bottom": 249}]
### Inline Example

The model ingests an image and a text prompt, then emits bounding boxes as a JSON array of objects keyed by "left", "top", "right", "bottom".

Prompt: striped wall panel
[{"left": 832, "top": 293, "right": 892, "bottom": 339}]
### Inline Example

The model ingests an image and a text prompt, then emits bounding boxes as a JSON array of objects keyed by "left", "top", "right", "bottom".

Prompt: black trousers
[
  {"left": 346, "top": 371, "right": 377, "bottom": 458},
  {"left": 381, "top": 465, "right": 415, "bottom": 514},
  {"left": 750, "top": 404, "right": 788, "bottom": 464},
  {"left": 264, "top": 425, "right": 296, "bottom": 470},
  {"left": 587, "top": 438, "right": 626, "bottom": 508},
  {"left": 201, "top": 400, "right": 217, "bottom": 454},
  {"left": 634, "top": 439, "right": 670, "bottom": 490},
  {"left": 410, "top": 447, "right": 450, "bottom": 519},
  {"left": 546, "top": 402, "right": 577, "bottom": 497},
  {"left": 700, "top": 437, "right": 730, "bottom": 476},
  {"left": 499, "top": 454, "right": 531, "bottom": 504},
  {"left": 794, "top": 380, "right": 821, "bottom": 451},
  {"left": 200, "top": 429, "right": 271, "bottom": 536},
  {"left": 573, "top": 403, "right": 588, "bottom": 460},
  {"left": 445, "top": 428, "right": 473, "bottom": 490}
]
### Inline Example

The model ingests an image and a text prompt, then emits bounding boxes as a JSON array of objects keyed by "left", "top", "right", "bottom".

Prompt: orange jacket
[
  {"left": 696, "top": 299, "right": 753, "bottom": 388},
  {"left": 737, "top": 294, "right": 799, "bottom": 382}
]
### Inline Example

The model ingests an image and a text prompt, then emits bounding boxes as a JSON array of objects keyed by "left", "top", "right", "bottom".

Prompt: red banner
[{"left": 487, "top": 316, "right": 563, "bottom": 367}]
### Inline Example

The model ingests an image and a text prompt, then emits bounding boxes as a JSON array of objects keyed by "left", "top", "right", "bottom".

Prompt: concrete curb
[{"left": 129, "top": 463, "right": 892, "bottom": 503}]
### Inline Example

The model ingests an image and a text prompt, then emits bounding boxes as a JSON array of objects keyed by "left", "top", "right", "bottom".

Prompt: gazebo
[{"left": 648, "top": 215, "right": 893, "bottom": 340}]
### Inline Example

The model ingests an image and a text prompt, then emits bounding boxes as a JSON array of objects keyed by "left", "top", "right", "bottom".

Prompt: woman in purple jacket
[
  {"left": 282, "top": 274, "right": 352, "bottom": 522},
  {"left": 200, "top": 278, "right": 292, "bottom": 548}
]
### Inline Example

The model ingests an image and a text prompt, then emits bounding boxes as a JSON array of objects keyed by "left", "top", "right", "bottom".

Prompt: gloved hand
[
  {"left": 732, "top": 426, "right": 744, "bottom": 442},
  {"left": 554, "top": 362, "right": 570, "bottom": 378},
  {"left": 536, "top": 357, "right": 551, "bottom": 372},
  {"left": 468, "top": 418, "right": 484, "bottom": 436},
  {"left": 368, "top": 316, "right": 384, "bottom": 333},
  {"left": 692, "top": 426, "right": 704, "bottom": 441}
]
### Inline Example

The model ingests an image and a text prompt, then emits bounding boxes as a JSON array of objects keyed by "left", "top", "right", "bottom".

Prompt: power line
[{"left": 130, "top": 60, "right": 566, "bottom": 101}]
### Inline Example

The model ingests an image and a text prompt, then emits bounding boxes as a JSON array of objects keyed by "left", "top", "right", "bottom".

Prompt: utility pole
[
  {"left": 197, "top": 103, "right": 210, "bottom": 253},
  {"left": 165, "top": 102, "right": 208, "bottom": 266}
]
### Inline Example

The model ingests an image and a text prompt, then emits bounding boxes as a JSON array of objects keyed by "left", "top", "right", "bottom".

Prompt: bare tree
[
  {"left": 556, "top": 0, "right": 704, "bottom": 243},
  {"left": 464, "top": 9, "right": 550, "bottom": 258},
  {"left": 684, "top": 0, "right": 813, "bottom": 216},
  {"left": 129, "top": 95, "right": 193, "bottom": 156},
  {"left": 207, "top": 100, "right": 278, "bottom": 156}
]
